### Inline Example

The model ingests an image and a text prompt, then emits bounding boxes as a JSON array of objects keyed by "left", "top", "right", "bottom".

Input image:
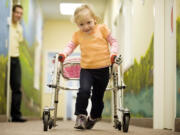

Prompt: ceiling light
[{"left": 59, "top": 3, "right": 83, "bottom": 15}]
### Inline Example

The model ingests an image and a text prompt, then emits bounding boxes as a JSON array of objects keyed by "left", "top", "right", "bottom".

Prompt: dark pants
[
  {"left": 10, "top": 57, "right": 22, "bottom": 119},
  {"left": 75, "top": 67, "right": 109, "bottom": 119}
]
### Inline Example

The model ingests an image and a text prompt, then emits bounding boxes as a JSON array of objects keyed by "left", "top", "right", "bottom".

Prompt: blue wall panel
[
  {"left": 0, "top": 0, "right": 11, "bottom": 55},
  {"left": 0, "top": 0, "right": 11, "bottom": 114}
]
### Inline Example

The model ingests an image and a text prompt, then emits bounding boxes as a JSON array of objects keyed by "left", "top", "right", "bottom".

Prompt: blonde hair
[{"left": 73, "top": 4, "right": 101, "bottom": 24}]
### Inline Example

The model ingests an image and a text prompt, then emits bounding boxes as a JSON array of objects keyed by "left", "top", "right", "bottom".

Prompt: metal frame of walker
[{"left": 42, "top": 54, "right": 130, "bottom": 132}]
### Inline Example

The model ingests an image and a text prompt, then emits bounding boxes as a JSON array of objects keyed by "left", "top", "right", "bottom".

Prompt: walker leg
[
  {"left": 112, "top": 72, "right": 122, "bottom": 130},
  {"left": 53, "top": 87, "right": 59, "bottom": 127}
]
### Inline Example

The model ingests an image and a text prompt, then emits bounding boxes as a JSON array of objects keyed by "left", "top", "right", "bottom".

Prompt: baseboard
[
  {"left": 130, "top": 118, "right": 153, "bottom": 128},
  {"left": 40, "top": 116, "right": 63, "bottom": 121},
  {"left": 0, "top": 115, "right": 7, "bottom": 122},
  {"left": 0, "top": 115, "right": 64, "bottom": 121},
  {"left": 102, "top": 118, "right": 111, "bottom": 122},
  {"left": 175, "top": 118, "right": 180, "bottom": 132}
]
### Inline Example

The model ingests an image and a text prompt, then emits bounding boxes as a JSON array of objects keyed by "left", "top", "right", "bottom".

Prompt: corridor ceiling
[{"left": 40, "top": 0, "right": 107, "bottom": 20}]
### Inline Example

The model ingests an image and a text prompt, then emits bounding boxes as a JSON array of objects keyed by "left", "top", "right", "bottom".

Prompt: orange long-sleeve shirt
[{"left": 63, "top": 24, "right": 118, "bottom": 69}]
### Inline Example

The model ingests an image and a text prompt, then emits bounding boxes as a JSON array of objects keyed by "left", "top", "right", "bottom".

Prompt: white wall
[
  {"left": 176, "top": 0, "right": 180, "bottom": 17},
  {"left": 104, "top": 0, "right": 154, "bottom": 70},
  {"left": 154, "top": 0, "right": 176, "bottom": 130},
  {"left": 131, "top": 0, "right": 154, "bottom": 62},
  {"left": 164, "top": 0, "right": 176, "bottom": 129}
]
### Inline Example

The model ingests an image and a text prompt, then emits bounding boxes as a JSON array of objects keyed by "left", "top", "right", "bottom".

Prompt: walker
[{"left": 42, "top": 54, "right": 130, "bottom": 132}]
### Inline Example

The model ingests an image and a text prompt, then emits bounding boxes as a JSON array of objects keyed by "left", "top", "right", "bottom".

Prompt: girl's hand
[
  {"left": 111, "top": 55, "right": 117, "bottom": 64},
  {"left": 58, "top": 54, "right": 65, "bottom": 62}
]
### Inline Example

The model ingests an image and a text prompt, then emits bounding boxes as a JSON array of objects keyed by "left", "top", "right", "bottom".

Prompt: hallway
[
  {"left": 0, "top": 0, "right": 180, "bottom": 133},
  {"left": 0, "top": 120, "right": 179, "bottom": 135}
]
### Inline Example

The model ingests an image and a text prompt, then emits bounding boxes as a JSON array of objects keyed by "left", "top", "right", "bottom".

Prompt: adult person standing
[{"left": 9, "top": 4, "right": 26, "bottom": 122}]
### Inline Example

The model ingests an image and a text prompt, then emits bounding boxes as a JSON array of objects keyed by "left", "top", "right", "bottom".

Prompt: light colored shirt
[
  {"left": 9, "top": 22, "right": 23, "bottom": 57},
  {"left": 63, "top": 24, "right": 118, "bottom": 69}
]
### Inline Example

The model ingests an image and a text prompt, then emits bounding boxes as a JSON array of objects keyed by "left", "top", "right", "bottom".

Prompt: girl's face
[{"left": 76, "top": 11, "right": 96, "bottom": 34}]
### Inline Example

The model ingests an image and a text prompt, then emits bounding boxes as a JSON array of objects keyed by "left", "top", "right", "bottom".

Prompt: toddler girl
[{"left": 59, "top": 4, "right": 119, "bottom": 129}]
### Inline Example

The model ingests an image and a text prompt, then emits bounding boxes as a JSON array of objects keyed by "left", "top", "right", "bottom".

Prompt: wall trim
[
  {"left": 0, "top": 115, "right": 7, "bottom": 122},
  {"left": 130, "top": 118, "right": 153, "bottom": 128},
  {"left": 175, "top": 118, "right": 180, "bottom": 132}
]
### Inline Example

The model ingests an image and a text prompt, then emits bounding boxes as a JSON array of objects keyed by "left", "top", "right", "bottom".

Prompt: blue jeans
[{"left": 75, "top": 67, "right": 109, "bottom": 119}]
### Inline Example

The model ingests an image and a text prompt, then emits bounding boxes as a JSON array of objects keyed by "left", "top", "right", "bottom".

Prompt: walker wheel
[
  {"left": 117, "top": 121, "right": 121, "bottom": 130},
  {"left": 43, "top": 114, "right": 49, "bottom": 131},
  {"left": 113, "top": 121, "right": 121, "bottom": 130},
  {"left": 49, "top": 118, "right": 54, "bottom": 129},
  {"left": 122, "top": 114, "right": 130, "bottom": 132}
]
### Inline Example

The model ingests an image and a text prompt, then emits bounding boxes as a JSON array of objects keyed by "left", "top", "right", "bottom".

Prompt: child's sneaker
[
  {"left": 74, "top": 114, "right": 87, "bottom": 129},
  {"left": 86, "top": 117, "right": 101, "bottom": 129}
]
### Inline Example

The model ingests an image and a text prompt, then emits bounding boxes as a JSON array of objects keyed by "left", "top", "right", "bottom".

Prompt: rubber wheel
[
  {"left": 49, "top": 119, "right": 53, "bottom": 129},
  {"left": 43, "top": 114, "right": 49, "bottom": 131},
  {"left": 123, "top": 115, "right": 130, "bottom": 132},
  {"left": 117, "top": 121, "right": 121, "bottom": 130}
]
